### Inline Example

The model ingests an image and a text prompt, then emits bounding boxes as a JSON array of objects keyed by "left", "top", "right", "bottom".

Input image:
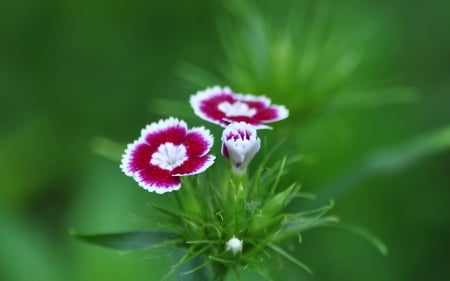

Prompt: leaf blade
[{"left": 70, "top": 230, "right": 174, "bottom": 251}]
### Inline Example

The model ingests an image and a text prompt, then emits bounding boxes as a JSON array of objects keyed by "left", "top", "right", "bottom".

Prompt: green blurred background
[{"left": 1, "top": 0, "right": 449, "bottom": 280}]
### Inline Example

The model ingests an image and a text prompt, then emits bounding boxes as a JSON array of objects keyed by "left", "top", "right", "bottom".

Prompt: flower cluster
[
  {"left": 76, "top": 85, "right": 384, "bottom": 281},
  {"left": 118, "top": 86, "right": 292, "bottom": 274},
  {"left": 121, "top": 86, "right": 288, "bottom": 192}
]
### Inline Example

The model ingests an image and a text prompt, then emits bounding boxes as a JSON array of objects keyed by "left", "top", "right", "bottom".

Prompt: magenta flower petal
[
  {"left": 121, "top": 142, "right": 156, "bottom": 176},
  {"left": 173, "top": 155, "right": 215, "bottom": 176},
  {"left": 136, "top": 167, "right": 181, "bottom": 193},
  {"left": 190, "top": 86, "right": 289, "bottom": 129},
  {"left": 141, "top": 117, "right": 188, "bottom": 147},
  {"left": 184, "top": 127, "right": 214, "bottom": 157},
  {"left": 120, "top": 117, "right": 215, "bottom": 194},
  {"left": 254, "top": 105, "right": 289, "bottom": 123}
]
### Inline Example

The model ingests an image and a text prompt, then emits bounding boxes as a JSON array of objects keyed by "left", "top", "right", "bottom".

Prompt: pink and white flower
[
  {"left": 120, "top": 117, "right": 215, "bottom": 194},
  {"left": 190, "top": 86, "right": 289, "bottom": 129},
  {"left": 222, "top": 122, "right": 261, "bottom": 174}
]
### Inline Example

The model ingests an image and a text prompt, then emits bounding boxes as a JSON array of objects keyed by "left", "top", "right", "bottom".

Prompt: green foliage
[
  {"left": 1, "top": 0, "right": 449, "bottom": 281},
  {"left": 178, "top": 0, "right": 414, "bottom": 121},
  {"left": 314, "top": 125, "right": 450, "bottom": 205},
  {"left": 71, "top": 230, "right": 175, "bottom": 251},
  {"left": 73, "top": 145, "right": 386, "bottom": 280}
]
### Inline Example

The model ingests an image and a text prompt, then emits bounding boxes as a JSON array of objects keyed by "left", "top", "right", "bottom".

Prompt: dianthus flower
[
  {"left": 190, "top": 86, "right": 289, "bottom": 129},
  {"left": 222, "top": 122, "right": 261, "bottom": 174},
  {"left": 120, "top": 117, "right": 215, "bottom": 193}
]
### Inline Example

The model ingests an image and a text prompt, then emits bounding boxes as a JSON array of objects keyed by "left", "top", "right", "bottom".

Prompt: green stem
[
  {"left": 230, "top": 169, "right": 248, "bottom": 188},
  {"left": 228, "top": 171, "right": 248, "bottom": 234}
]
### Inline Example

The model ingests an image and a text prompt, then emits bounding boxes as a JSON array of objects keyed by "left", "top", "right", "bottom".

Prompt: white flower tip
[
  {"left": 189, "top": 85, "right": 231, "bottom": 105},
  {"left": 140, "top": 117, "right": 187, "bottom": 140},
  {"left": 221, "top": 122, "right": 260, "bottom": 170},
  {"left": 222, "top": 121, "right": 258, "bottom": 138},
  {"left": 235, "top": 92, "right": 271, "bottom": 106},
  {"left": 190, "top": 126, "right": 215, "bottom": 151},
  {"left": 226, "top": 236, "right": 243, "bottom": 256},
  {"left": 120, "top": 140, "right": 141, "bottom": 177},
  {"left": 276, "top": 105, "right": 289, "bottom": 120}
]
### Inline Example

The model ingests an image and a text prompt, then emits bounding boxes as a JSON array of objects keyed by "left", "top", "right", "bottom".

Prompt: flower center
[
  {"left": 218, "top": 101, "right": 257, "bottom": 117},
  {"left": 150, "top": 142, "right": 188, "bottom": 171}
]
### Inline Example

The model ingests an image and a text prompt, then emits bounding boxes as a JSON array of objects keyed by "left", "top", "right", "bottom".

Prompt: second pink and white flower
[{"left": 190, "top": 86, "right": 289, "bottom": 129}]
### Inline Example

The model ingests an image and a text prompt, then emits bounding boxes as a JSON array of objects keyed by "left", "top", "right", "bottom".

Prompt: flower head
[
  {"left": 190, "top": 86, "right": 289, "bottom": 129},
  {"left": 120, "top": 117, "right": 215, "bottom": 193},
  {"left": 222, "top": 122, "right": 261, "bottom": 174},
  {"left": 226, "top": 236, "right": 243, "bottom": 256}
]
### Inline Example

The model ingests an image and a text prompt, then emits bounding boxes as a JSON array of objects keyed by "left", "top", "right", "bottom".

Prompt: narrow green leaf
[
  {"left": 268, "top": 243, "right": 313, "bottom": 274},
  {"left": 150, "top": 202, "right": 183, "bottom": 221},
  {"left": 186, "top": 240, "right": 222, "bottom": 245},
  {"left": 175, "top": 62, "right": 223, "bottom": 88},
  {"left": 149, "top": 98, "right": 193, "bottom": 119},
  {"left": 250, "top": 265, "right": 274, "bottom": 281},
  {"left": 293, "top": 199, "right": 335, "bottom": 217},
  {"left": 269, "top": 156, "right": 287, "bottom": 196},
  {"left": 89, "top": 137, "right": 124, "bottom": 162},
  {"left": 207, "top": 255, "right": 236, "bottom": 264},
  {"left": 261, "top": 183, "right": 299, "bottom": 215},
  {"left": 181, "top": 260, "right": 210, "bottom": 276},
  {"left": 70, "top": 230, "right": 174, "bottom": 250},
  {"left": 165, "top": 251, "right": 194, "bottom": 281},
  {"left": 252, "top": 138, "right": 286, "bottom": 177},
  {"left": 169, "top": 244, "right": 212, "bottom": 280},
  {"left": 273, "top": 216, "right": 340, "bottom": 241},
  {"left": 323, "top": 223, "right": 388, "bottom": 256}
]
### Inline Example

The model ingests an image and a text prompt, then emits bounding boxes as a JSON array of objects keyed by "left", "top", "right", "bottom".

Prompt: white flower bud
[
  {"left": 226, "top": 236, "right": 243, "bottom": 255},
  {"left": 221, "top": 122, "right": 261, "bottom": 175}
]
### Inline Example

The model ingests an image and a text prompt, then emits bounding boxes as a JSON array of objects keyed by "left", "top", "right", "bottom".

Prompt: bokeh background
[{"left": 1, "top": 0, "right": 449, "bottom": 280}]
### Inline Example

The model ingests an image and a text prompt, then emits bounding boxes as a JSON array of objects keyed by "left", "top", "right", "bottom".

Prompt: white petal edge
[
  {"left": 189, "top": 126, "right": 214, "bottom": 156},
  {"left": 120, "top": 140, "right": 182, "bottom": 194},
  {"left": 120, "top": 139, "right": 144, "bottom": 177},
  {"left": 139, "top": 117, "right": 188, "bottom": 143},
  {"left": 234, "top": 92, "right": 271, "bottom": 106},
  {"left": 264, "top": 104, "right": 290, "bottom": 123},
  {"left": 134, "top": 171, "right": 182, "bottom": 194}
]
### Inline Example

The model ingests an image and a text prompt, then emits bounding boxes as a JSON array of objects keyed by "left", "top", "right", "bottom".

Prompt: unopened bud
[
  {"left": 226, "top": 236, "right": 243, "bottom": 255},
  {"left": 221, "top": 122, "right": 260, "bottom": 175}
]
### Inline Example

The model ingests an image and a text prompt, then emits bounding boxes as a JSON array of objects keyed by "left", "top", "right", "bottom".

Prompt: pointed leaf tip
[{"left": 70, "top": 230, "right": 174, "bottom": 251}]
